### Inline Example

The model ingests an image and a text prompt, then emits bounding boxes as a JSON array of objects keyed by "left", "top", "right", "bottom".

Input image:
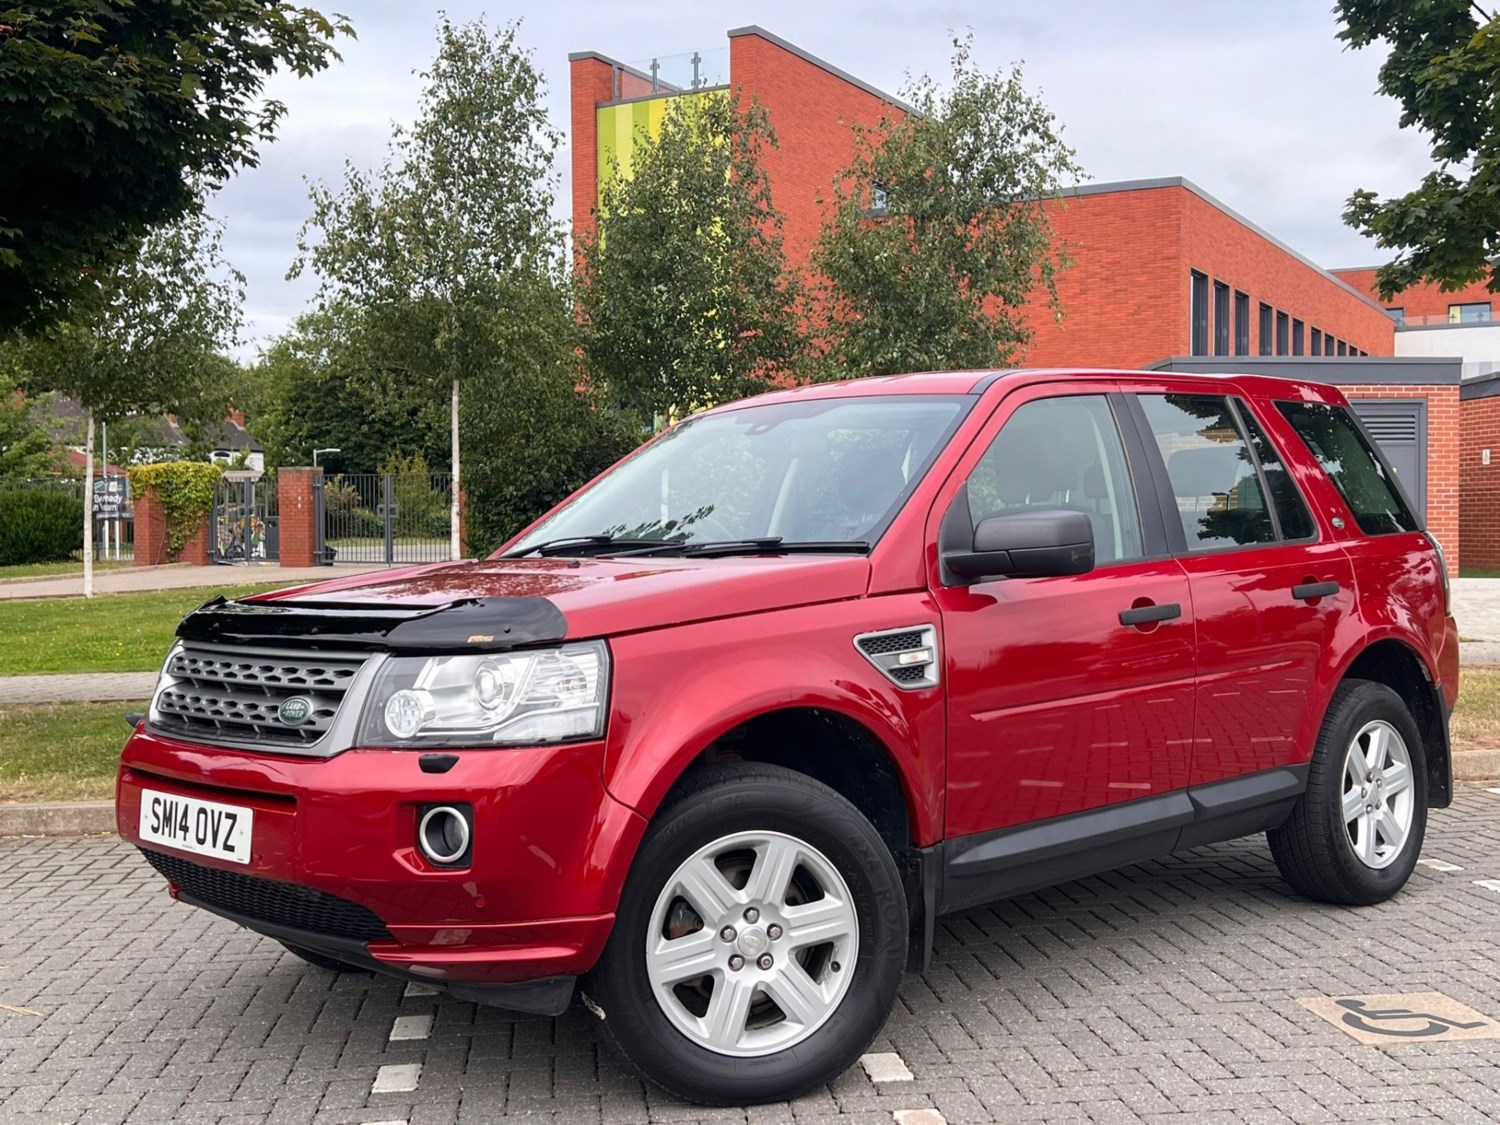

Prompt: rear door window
[
  {"left": 1136, "top": 394, "right": 1276, "bottom": 551},
  {"left": 1275, "top": 402, "right": 1419, "bottom": 535},
  {"left": 1236, "top": 406, "right": 1315, "bottom": 540}
]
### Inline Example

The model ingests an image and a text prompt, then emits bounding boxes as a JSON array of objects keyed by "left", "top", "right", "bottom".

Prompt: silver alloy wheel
[
  {"left": 644, "top": 830, "right": 859, "bottom": 1057},
  {"left": 1342, "top": 719, "right": 1415, "bottom": 870}
]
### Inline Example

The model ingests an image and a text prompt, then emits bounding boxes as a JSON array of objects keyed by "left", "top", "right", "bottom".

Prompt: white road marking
[
  {"left": 860, "top": 1052, "right": 914, "bottom": 1082},
  {"left": 361, "top": 1120, "right": 409, "bottom": 1125},
  {"left": 403, "top": 982, "right": 440, "bottom": 998},
  {"left": 389, "top": 1014, "right": 433, "bottom": 1041},
  {"left": 1486, "top": 787, "right": 1500, "bottom": 797},
  {"left": 372, "top": 1063, "right": 422, "bottom": 1094},
  {"left": 1418, "top": 859, "right": 1464, "bottom": 872},
  {"left": 1475, "top": 879, "right": 1500, "bottom": 895},
  {"left": 893, "top": 1111, "right": 947, "bottom": 1125}
]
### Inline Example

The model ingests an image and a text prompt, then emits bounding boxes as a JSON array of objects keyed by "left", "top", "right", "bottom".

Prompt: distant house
[{"left": 43, "top": 398, "right": 264, "bottom": 472}]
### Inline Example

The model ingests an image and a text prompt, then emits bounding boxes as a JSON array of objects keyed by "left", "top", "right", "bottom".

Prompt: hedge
[{"left": 0, "top": 489, "right": 83, "bottom": 565}]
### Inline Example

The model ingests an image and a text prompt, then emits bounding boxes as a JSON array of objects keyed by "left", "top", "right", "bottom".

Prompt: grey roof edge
[
  {"left": 1065, "top": 178, "right": 1390, "bottom": 315},
  {"left": 1147, "top": 355, "right": 1461, "bottom": 386},
  {"left": 726, "top": 25, "right": 915, "bottom": 113},
  {"left": 1396, "top": 320, "right": 1500, "bottom": 333},
  {"left": 1461, "top": 370, "right": 1500, "bottom": 399},
  {"left": 568, "top": 50, "right": 657, "bottom": 85}
]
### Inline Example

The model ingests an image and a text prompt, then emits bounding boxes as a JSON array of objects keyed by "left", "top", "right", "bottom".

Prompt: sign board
[{"left": 92, "top": 476, "right": 128, "bottom": 518}]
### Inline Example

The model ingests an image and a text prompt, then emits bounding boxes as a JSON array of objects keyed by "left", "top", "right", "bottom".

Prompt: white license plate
[{"left": 138, "top": 789, "right": 253, "bottom": 864}]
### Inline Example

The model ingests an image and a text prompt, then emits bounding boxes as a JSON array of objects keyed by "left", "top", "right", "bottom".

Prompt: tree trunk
[
  {"left": 82, "top": 408, "right": 95, "bottom": 599},
  {"left": 450, "top": 377, "right": 461, "bottom": 561}
]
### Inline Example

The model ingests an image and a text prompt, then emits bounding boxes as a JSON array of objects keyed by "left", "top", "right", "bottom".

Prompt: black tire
[
  {"left": 1268, "top": 679, "right": 1427, "bottom": 905},
  {"left": 278, "top": 940, "right": 360, "bottom": 973},
  {"left": 584, "top": 762, "right": 908, "bottom": 1106}
]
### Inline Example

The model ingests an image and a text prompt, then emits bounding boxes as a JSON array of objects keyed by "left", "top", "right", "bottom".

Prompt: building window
[
  {"left": 1276, "top": 311, "right": 1289, "bottom": 355},
  {"left": 1213, "top": 281, "right": 1230, "bottom": 355},
  {"left": 1385, "top": 307, "right": 1405, "bottom": 325},
  {"left": 1234, "top": 291, "right": 1250, "bottom": 355},
  {"left": 1311, "top": 328, "right": 1323, "bottom": 356},
  {"left": 1449, "top": 302, "right": 1492, "bottom": 324},
  {"left": 1337, "top": 340, "right": 1347, "bottom": 356},
  {"left": 1191, "top": 271, "right": 1209, "bottom": 355},
  {"left": 1259, "top": 303, "right": 1273, "bottom": 356},
  {"left": 1292, "top": 319, "right": 1305, "bottom": 356}
]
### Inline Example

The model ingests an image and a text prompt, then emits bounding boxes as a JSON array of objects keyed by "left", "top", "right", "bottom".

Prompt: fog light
[{"left": 417, "top": 805, "right": 471, "bottom": 866}]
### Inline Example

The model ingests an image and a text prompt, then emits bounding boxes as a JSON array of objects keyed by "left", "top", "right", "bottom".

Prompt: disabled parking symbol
[{"left": 1300, "top": 993, "right": 1500, "bottom": 1045}]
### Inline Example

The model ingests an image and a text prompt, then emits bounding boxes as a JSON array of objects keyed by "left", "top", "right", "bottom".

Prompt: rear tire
[
  {"left": 1268, "top": 679, "right": 1426, "bottom": 905},
  {"left": 585, "top": 762, "right": 907, "bottom": 1106}
]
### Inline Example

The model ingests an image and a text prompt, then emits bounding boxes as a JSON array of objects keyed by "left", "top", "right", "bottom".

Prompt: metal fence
[{"left": 321, "top": 473, "right": 454, "bottom": 565}]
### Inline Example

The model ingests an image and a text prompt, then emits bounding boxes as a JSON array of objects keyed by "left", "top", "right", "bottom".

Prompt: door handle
[
  {"left": 1291, "top": 580, "right": 1340, "bottom": 602},
  {"left": 1119, "top": 602, "right": 1182, "bottom": 626}
]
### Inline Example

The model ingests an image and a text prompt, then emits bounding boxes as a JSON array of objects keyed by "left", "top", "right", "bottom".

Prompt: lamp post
[{"left": 312, "top": 447, "right": 341, "bottom": 467}]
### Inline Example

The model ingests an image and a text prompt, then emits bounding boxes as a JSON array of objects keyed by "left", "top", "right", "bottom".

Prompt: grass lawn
[
  {"left": 0, "top": 701, "right": 142, "bottom": 802},
  {"left": 0, "top": 584, "right": 281, "bottom": 676},
  {"left": 0, "top": 559, "right": 133, "bottom": 581},
  {"left": 1454, "top": 667, "right": 1500, "bottom": 749}
]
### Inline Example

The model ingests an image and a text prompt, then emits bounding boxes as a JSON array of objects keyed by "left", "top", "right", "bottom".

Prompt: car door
[
  {"left": 932, "top": 382, "right": 1198, "bottom": 838},
  {"left": 1124, "top": 387, "right": 1356, "bottom": 787}
]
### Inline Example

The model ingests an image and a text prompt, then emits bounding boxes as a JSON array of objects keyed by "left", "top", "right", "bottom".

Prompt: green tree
[
  {"left": 811, "top": 36, "right": 1081, "bottom": 378},
  {"left": 4, "top": 208, "right": 244, "bottom": 593},
  {"left": 0, "top": 1, "right": 352, "bottom": 332},
  {"left": 294, "top": 17, "right": 567, "bottom": 560},
  {"left": 0, "top": 384, "right": 64, "bottom": 480},
  {"left": 577, "top": 92, "right": 805, "bottom": 424},
  {"left": 1338, "top": 2, "right": 1500, "bottom": 298},
  {"left": 248, "top": 304, "right": 448, "bottom": 472}
]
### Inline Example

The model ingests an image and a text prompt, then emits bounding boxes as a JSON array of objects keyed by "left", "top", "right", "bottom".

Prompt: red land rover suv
[{"left": 117, "top": 369, "right": 1458, "bottom": 1104}]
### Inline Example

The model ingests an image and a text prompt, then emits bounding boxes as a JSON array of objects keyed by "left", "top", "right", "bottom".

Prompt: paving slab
[
  {"left": 0, "top": 672, "right": 156, "bottom": 705},
  {"left": 3, "top": 786, "right": 1499, "bottom": 1121}
]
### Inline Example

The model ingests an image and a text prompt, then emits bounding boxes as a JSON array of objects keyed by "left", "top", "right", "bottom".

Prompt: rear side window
[{"left": 1275, "top": 402, "right": 1418, "bottom": 535}]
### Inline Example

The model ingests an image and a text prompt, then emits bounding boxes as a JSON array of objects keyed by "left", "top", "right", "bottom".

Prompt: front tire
[
  {"left": 1268, "top": 679, "right": 1427, "bottom": 905},
  {"left": 586, "top": 763, "right": 908, "bottom": 1105}
]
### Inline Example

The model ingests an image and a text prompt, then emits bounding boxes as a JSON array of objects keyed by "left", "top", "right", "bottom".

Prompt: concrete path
[
  {"left": 0, "top": 561, "right": 392, "bottom": 601},
  {"left": 1455, "top": 577, "right": 1500, "bottom": 666},
  {"left": 0, "top": 672, "right": 156, "bottom": 705}
]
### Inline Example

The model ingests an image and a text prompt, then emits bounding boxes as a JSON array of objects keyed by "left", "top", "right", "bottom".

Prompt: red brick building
[{"left": 569, "top": 27, "right": 1462, "bottom": 568}]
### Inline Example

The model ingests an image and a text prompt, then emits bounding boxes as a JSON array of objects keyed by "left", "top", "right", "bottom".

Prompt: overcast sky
[{"left": 213, "top": 0, "right": 1431, "bottom": 357}]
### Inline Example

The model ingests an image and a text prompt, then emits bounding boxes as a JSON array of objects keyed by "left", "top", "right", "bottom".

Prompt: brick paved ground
[{"left": 4, "top": 789, "right": 1500, "bottom": 1124}]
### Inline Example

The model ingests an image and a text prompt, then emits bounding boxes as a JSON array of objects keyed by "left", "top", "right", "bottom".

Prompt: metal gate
[
  {"left": 212, "top": 471, "right": 279, "bottom": 564},
  {"left": 320, "top": 472, "right": 453, "bottom": 565}
]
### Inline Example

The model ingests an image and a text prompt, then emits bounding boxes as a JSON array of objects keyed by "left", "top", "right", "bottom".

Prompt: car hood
[{"left": 239, "top": 554, "right": 872, "bottom": 642}]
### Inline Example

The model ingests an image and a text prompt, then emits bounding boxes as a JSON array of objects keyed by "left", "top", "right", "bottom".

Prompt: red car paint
[{"left": 117, "top": 368, "right": 1457, "bottom": 997}]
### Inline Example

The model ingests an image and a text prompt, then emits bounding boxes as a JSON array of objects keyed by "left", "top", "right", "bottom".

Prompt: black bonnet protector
[{"left": 176, "top": 595, "right": 569, "bottom": 654}]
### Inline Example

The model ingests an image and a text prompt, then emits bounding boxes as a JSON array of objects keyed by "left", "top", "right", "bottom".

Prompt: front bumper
[{"left": 117, "top": 728, "right": 647, "bottom": 1009}]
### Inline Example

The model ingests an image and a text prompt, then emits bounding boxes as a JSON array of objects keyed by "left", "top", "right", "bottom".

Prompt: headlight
[{"left": 358, "top": 641, "right": 609, "bottom": 747}]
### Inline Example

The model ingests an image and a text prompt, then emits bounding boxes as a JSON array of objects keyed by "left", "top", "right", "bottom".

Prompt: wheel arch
[{"left": 1336, "top": 636, "right": 1452, "bottom": 808}]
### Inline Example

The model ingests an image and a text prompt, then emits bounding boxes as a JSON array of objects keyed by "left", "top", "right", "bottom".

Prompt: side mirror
[{"left": 945, "top": 508, "right": 1095, "bottom": 580}]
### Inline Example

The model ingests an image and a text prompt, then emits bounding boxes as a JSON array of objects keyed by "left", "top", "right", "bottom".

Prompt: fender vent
[{"left": 855, "top": 625, "right": 939, "bottom": 690}]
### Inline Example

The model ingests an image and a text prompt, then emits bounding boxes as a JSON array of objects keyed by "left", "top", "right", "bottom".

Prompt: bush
[
  {"left": 0, "top": 488, "right": 83, "bottom": 565},
  {"left": 127, "top": 461, "right": 223, "bottom": 554}
]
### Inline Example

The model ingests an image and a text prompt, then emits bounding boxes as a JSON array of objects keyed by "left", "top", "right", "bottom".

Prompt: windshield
[{"left": 507, "top": 395, "right": 971, "bottom": 553}]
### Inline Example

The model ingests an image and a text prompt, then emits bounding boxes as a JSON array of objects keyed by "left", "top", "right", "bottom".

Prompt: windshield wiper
[
  {"left": 613, "top": 537, "right": 872, "bottom": 558},
  {"left": 501, "top": 535, "right": 679, "bottom": 558}
]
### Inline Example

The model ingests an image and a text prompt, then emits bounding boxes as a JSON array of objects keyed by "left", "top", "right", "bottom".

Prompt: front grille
[
  {"left": 150, "top": 643, "right": 366, "bottom": 749},
  {"left": 857, "top": 630, "right": 926, "bottom": 656},
  {"left": 141, "top": 848, "right": 394, "bottom": 943}
]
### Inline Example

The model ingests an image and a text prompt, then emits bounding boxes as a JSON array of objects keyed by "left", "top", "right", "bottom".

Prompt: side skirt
[{"left": 933, "top": 764, "right": 1309, "bottom": 917}]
